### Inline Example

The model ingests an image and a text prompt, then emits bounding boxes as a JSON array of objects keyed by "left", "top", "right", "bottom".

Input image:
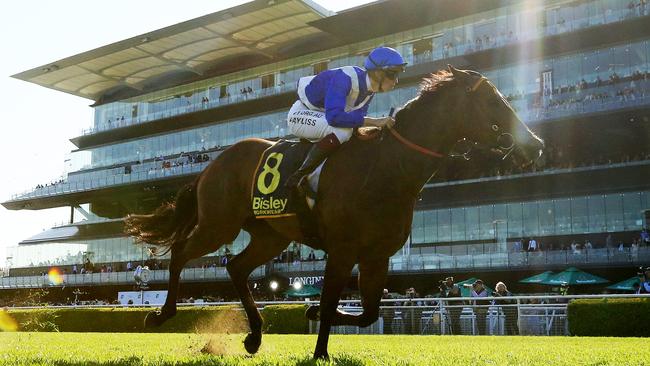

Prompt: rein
[{"left": 387, "top": 125, "right": 444, "bottom": 158}]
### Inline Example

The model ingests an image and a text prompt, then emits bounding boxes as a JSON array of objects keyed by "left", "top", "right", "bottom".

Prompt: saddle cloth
[
  {"left": 251, "top": 140, "right": 312, "bottom": 218},
  {"left": 251, "top": 130, "right": 382, "bottom": 219}
]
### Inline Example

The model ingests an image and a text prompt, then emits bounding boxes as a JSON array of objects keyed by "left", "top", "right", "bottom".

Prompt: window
[
  {"left": 588, "top": 195, "right": 606, "bottom": 232},
  {"left": 313, "top": 61, "right": 328, "bottom": 75},
  {"left": 411, "top": 38, "right": 433, "bottom": 56},
  {"left": 261, "top": 74, "right": 275, "bottom": 89},
  {"left": 605, "top": 194, "right": 624, "bottom": 232},
  {"left": 571, "top": 197, "right": 589, "bottom": 233},
  {"left": 623, "top": 192, "right": 642, "bottom": 230},
  {"left": 522, "top": 201, "right": 539, "bottom": 236}
]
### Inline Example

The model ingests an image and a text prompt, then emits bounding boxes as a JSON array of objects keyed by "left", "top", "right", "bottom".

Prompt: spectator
[
  {"left": 470, "top": 279, "right": 489, "bottom": 335},
  {"left": 606, "top": 234, "right": 614, "bottom": 250},
  {"left": 512, "top": 239, "right": 522, "bottom": 252},
  {"left": 641, "top": 229, "right": 650, "bottom": 246},
  {"left": 528, "top": 237, "right": 538, "bottom": 252},
  {"left": 72, "top": 264, "right": 77, "bottom": 275},
  {"left": 637, "top": 267, "right": 650, "bottom": 294},
  {"left": 382, "top": 289, "right": 394, "bottom": 334},
  {"left": 493, "top": 282, "right": 518, "bottom": 335},
  {"left": 441, "top": 276, "right": 463, "bottom": 335}
]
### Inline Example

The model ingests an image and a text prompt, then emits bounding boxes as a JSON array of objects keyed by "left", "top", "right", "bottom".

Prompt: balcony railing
[
  {"left": 3, "top": 248, "right": 648, "bottom": 289},
  {"left": 0, "top": 267, "right": 265, "bottom": 289},
  {"left": 389, "top": 247, "right": 650, "bottom": 272}
]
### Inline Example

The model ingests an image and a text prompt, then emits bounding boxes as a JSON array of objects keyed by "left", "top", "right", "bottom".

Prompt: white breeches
[{"left": 287, "top": 100, "right": 353, "bottom": 143}]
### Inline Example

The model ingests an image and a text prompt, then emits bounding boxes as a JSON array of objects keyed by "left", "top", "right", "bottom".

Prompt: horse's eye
[{"left": 491, "top": 124, "right": 499, "bottom": 132}]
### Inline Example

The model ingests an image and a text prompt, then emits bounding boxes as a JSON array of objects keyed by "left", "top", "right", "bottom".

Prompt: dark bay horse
[{"left": 125, "top": 66, "right": 544, "bottom": 359}]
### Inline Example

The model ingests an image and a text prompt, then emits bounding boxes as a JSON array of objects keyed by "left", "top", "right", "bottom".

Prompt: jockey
[{"left": 285, "top": 46, "right": 407, "bottom": 189}]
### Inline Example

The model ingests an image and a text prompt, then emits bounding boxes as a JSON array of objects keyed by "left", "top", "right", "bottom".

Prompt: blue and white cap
[{"left": 364, "top": 46, "right": 407, "bottom": 72}]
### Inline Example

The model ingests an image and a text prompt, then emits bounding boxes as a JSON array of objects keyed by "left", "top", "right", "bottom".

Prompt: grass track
[{"left": 0, "top": 333, "right": 648, "bottom": 365}]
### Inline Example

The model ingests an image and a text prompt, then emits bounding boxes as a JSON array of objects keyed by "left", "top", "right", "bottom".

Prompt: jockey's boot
[{"left": 285, "top": 133, "right": 340, "bottom": 190}]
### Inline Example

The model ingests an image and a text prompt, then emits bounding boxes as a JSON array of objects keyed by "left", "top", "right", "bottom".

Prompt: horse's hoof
[
  {"left": 243, "top": 332, "right": 262, "bottom": 354},
  {"left": 144, "top": 311, "right": 163, "bottom": 328},
  {"left": 144, "top": 310, "right": 175, "bottom": 328},
  {"left": 305, "top": 305, "right": 320, "bottom": 321}
]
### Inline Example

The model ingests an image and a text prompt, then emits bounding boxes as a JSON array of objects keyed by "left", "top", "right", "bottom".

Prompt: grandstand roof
[{"left": 11, "top": 0, "right": 332, "bottom": 103}]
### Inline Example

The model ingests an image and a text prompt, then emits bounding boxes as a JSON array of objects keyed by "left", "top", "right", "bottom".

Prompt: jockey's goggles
[{"left": 383, "top": 68, "right": 404, "bottom": 80}]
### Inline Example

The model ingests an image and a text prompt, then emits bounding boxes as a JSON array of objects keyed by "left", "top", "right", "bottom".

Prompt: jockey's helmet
[{"left": 364, "top": 47, "right": 407, "bottom": 73}]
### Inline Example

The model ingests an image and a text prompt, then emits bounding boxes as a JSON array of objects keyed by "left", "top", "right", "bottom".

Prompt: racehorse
[{"left": 125, "top": 66, "right": 544, "bottom": 359}]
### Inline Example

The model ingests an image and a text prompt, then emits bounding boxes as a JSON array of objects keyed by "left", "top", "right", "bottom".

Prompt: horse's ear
[{"left": 447, "top": 64, "right": 465, "bottom": 79}]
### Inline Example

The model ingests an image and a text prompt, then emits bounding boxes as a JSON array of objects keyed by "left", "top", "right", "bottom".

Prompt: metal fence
[{"left": 311, "top": 294, "right": 649, "bottom": 336}]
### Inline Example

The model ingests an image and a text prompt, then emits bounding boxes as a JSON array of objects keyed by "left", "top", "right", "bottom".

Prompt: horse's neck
[{"left": 375, "top": 112, "right": 453, "bottom": 197}]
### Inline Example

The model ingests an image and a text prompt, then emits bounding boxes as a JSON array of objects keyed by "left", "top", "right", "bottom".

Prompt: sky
[{"left": 0, "top": 0, "right": 374, "bottom": 268}]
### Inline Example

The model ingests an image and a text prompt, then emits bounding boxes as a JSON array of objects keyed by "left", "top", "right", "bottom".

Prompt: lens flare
[
  {"left": 0, "top": 310, "right": 18, "bottom": 331},
  {"left": 48, "top": 267, "right": 64, "bottom": 285}
]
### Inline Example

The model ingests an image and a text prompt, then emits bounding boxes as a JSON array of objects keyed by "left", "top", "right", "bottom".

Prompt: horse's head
[{"left": 444, "top": 65, "right": 545, "bottom": 169}]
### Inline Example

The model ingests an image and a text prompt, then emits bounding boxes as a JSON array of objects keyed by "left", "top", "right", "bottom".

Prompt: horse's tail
[{"left": 124, "top": 178, "right": 198, "bottom": 255}]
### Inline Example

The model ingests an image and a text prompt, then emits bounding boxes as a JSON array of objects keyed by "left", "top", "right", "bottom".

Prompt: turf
[{"left": 0, "top": 333, "right": 648, "bottom": 365}]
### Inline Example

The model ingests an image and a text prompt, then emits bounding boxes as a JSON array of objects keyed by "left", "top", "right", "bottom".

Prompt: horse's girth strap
[{"left": 388, "top": 126, "right": 444, "bottom": 158}]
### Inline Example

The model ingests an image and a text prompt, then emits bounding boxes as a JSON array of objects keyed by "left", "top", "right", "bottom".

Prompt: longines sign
[{"left": 289, "top": 276, "right": 323, "bottom": 285}]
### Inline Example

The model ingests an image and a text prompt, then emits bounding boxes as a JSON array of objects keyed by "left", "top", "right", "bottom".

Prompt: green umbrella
[
  {"left": 606, "top": 277, "right": 640, "bottom": 291},
  {"left": 455, "top": 278, "right": 495, "bottom": 297},
  {"left": 285, "top": 284, "right": 321, "bottom": 298},
  {"left": 543, "top": 267, "right": 609, "bottom": 286},
  {"left": 519, "top": 271, "right": 556, "bottom": 284}
]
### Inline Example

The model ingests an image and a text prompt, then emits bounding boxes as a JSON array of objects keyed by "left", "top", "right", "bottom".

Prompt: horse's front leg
[
  {"left": 227, "top": 225, "right": 289, "bottom": 354},
  {"left": 307, "top": 258, "right": 389, "bottom": 327},
  {"left": 313, "top": 252, "right": 356, "bottom": 360}
]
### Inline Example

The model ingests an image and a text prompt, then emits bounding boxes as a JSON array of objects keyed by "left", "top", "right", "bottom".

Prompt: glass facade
[
  {"left": 6, "top": 229, "right": 253, "bottom": 269},
  {"left": 87, "top": 0, "right": 644, "bottom": 135},
  {"left": 67, "top": 36, "right": 650, "bottom": 173},
  {"left": 411, "top": 191, "right": 649, "bottom": 246},
  {"left": 8, "top": 190, "right": 648, "bottom": 270}
]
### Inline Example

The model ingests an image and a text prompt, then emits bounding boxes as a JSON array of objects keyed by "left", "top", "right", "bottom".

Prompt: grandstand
[{"left": 2, "top": 0, "right": 649, "bottom": 305}]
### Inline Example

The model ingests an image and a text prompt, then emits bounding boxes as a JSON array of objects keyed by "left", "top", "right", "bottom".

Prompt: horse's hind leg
[
  {"left": 145, "top": 224, "right": 238, "bottom": 328},
  {"left": 226, "top": 220, "right": 290, "bottom": 354}
]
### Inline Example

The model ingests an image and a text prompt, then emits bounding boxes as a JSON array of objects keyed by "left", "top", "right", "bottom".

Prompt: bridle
[
  {"left": 387, "top": 76, "right": 517, "bottom": 162},
  {"left": 449, "top": 76, "right": 517, "bottom": 161}
]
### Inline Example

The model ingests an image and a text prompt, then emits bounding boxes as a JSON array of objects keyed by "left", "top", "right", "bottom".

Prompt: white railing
[{"left": 7, "top": 294, "right": 649, "bottom": 336}]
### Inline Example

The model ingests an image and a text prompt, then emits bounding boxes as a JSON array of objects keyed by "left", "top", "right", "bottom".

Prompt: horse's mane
[
  {"left": 418, "top": 69, "right": 454, "bottom": 98},
  {"left": 395, "top": 70, "right": 454, "bottom": 118}
]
